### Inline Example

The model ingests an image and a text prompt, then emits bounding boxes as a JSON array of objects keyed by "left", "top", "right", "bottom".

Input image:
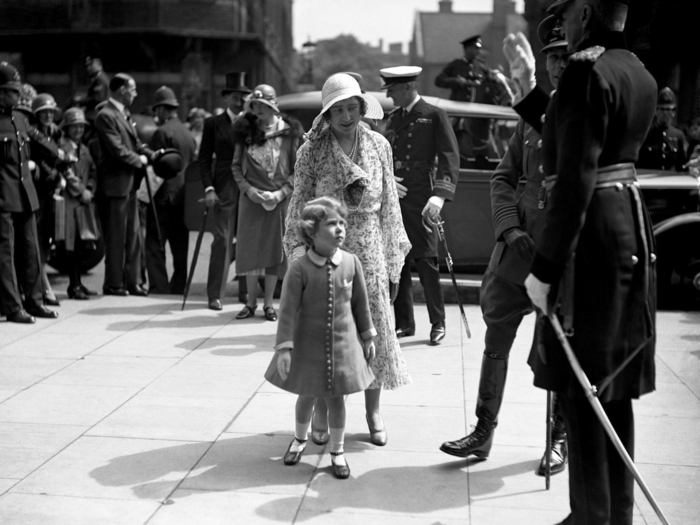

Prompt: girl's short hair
[
  {"left": 322, "top": 96, "right": 367, "bottom": 122},
  {"left": 296, "top": 196, "right": 347, "bottom": 247}
]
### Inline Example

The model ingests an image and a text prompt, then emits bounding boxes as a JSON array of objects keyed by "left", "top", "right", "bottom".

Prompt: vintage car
[{"left": 278, "top": 90, "right": 700, "bottom": 308}]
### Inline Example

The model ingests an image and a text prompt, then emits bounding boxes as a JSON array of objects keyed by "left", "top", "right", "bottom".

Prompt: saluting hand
[
  {"left": 277, "top": 349, "right": 292, "bottom": 380},
  {"left": 504, "top": 227, "right": 535, "bottom": 262},
  {"left": 394, "top": 176, "right": 407, "bottom": 198},
  {"left": 503, "top": 32, "right": 536, "bottom": 99}
]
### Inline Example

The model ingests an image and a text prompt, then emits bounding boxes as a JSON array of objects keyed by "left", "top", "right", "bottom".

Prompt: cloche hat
[
  {"left": 310, "top": 73, "right": 384, "bottom": 133},
  {"left": 60, "top": 107, "right": 88, "bottom": 128},
  {"left": 31, "top": 93, "right": 57, "bottom": 114},
  {"left": 244, "top": 84, "right": 279, "bottom": 113}
]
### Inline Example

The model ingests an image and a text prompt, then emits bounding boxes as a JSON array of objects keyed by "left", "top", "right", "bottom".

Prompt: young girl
[{"left": 264, "top": 197, "right": 376, "bottom": 479}]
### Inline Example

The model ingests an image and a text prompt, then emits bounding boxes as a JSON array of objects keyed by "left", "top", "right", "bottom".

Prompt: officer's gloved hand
[
  {"left": 503, "top": 32, "right": 536, "bottom": 99},
  {"left": 504, "top": 227, "right": 534, "bottom": 262}
]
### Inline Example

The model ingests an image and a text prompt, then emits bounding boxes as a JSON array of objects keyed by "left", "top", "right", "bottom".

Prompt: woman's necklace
[{"left": 347, "top": 129, "right": 359, "bottom": 161}]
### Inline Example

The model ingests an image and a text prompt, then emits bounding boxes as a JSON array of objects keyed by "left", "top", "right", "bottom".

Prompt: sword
[
  {"left": 181, "top": 207, "right": 209, "bottom": 311},
  {"left": 429, "top": 216, "right": 471, "bottom": 338},
  {"left": 545, "top": 390, "right": 552, "bottom": 490},
  {"left": 547, "top": 313, "right": 670, "bottom": 525}
]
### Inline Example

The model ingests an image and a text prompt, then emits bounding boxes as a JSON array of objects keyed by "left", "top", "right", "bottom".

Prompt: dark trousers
[
  {"left": 97, "top": 193, "right": 142, "bottom": 290},
  {"left": 0, "top": 211, "right": 42, "bottom": 315},
  {"left": 145, "top": 196, "right": 189, "bottom": 294},
  {"left": 480, "top": 270, "right": 534, "bottom": 358},
  {"left": 560, "top": 395, "right": 635, "bottom": 525},
  {"left": 207, "top": 183, "right": 238, "bottom": 300},
  {"left": 394, "top": 256, "right": 445, "bottom": 328}
]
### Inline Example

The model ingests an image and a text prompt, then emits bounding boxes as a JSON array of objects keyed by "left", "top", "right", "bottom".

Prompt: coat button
[
  {"left": 615, "top": 182, "right": 624, "bottom": 191},
  {"left": 405, "top": 155, "right": 410, "bottom": 160},
  {"left": 408, "top": 133, "right": 412, "bottom": 137},
  {"left": 525, "top": 140, "right": 529, "bottom": 145},
  {"left": 631, "top": 255, "right": 639, "bottom": 265},
  {"left": 650, "top": 253, "right": 657, "bottom": 263},
  {"left": 538, "top": 165, "right": 544, "bottom": 174},
  {"left": 537, "top": 140, "right": 542, "bottom": 149},
  {"left": 540, "top": 114, "right": 546, "bottom": 124}
]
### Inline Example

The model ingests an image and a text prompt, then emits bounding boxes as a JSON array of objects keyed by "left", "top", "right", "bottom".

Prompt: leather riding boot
[
  {"left": 440, "top": 355, "right": 508, "bottom": 459},
  {"left": 537, "top": 393, "right": 568, "bottom": 476}
]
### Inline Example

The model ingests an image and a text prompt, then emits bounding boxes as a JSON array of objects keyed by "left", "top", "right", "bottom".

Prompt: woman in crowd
[
  {"left": 57, "top": 108, "right": 98, "bottom": 299},
  {"left": 232, "top": 84, "right": 302, "bottom": 321},
  {"left": 284, "top": 73, "right": 411, "bottom": 446},
  {"left": 187, "top": 107, "right": 208, "bottom": 159}
]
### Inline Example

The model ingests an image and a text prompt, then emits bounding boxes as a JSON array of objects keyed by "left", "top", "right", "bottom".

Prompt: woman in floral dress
[{"left": 284, "top": 73, "right": 411, "bottom": 446}]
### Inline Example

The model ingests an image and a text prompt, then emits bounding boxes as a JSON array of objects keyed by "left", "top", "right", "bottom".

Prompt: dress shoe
[
  {"left": 366, "top": 413, "right": 388, "bottom": 446},
  {"left": 283, "top": 438, "right": 306, "bottom": 466},
  {"left": 25, "top": 305, "right": 59, "bottom": 319},
  {"left": 103, "top": 286, "right": 129, "bottom": 296},
  {"left": 537, "top": 437, "right": 568, "bottom": 476},
  {"left": 6, "top": 309, "right": 35, "bottom": 324},
  {"left": 208, "top": 298, "right": 222, "bottom": 311},
  {"left": 440, "top": 421, "right": 495, "bottom": 459},
  {"left": 236, "top": 304, "right": 257, "bottom": 319},
  {"left": 430, "top": 321, "right": 446, "bottom": 345},
  {"left": 330, "top": 452, "right": 350, "bottom": 479},
  {"left": 43, "top": 293, "right": 60, "bottom": 306},
  {"left": 67, "top": 286, "right": 89, "bottom": 300},
  {"left": 128, "top": 285, "right": 148, "bottom": 297},
  {"left": 80, "top": 284, "right": 98, "bottom": 296},
  {"left": 395, "top": 326, "right": 415, "bottom": 338},
  {"left": 263, "top": 305, "right": 277, "bottom": 321}
]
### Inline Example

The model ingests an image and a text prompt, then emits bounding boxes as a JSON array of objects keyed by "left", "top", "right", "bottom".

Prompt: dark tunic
[
  {"left": 516, "top": 31, "right": 658, "bottom": 403},
  {"left": 435, "top": 57, "right": 492, "bottom": 102},
  {"left": 637, "top": 122, "right": 687, "bottom": 172}
]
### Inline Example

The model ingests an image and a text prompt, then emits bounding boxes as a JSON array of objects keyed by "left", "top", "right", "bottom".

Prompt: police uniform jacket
[
  {"left": 487, "top": 118, "right": 544, "bottom": 285},
  {"left": 435, "top": 57, "right": 491, "bottom": 102},
  {"left": 148, "top": 116, "right": 196, "bottom": 204},
  {"left": 198, "top": 111, "right": 237, "bottom": 194},
  {"left": 637, "top": 122, "right": 687, "bottom": 172},
  {"left": 94, "top": 100, "right": 144, "bottom": 198},
  {"left": 264, "top": 249, "right": 376, "bottom": 397},
  {"left": 385, "top": 97, "right": 459, "bottom": 259},
  {"left": 1, "top": 109, "right": 61, "bottom": 213},
  {"left": 515, "top": 30, "right": 657, "bottom": 403}
]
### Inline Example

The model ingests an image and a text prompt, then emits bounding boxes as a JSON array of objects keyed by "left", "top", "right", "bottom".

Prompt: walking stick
[
  {"left": 181, "top": 207, "right": 209, "bottom": 311},
  {"left": 545, "top": 390, "right": 552, "bottom": 490},
  {"left": 431, "top": 217, "right": 471, "bottom": 338},
  {"left": 143, "top": 166, "right": 164, "bottom": 254},
  {"left": 547, "top": 313, "right": 670, "bottom": 525}
]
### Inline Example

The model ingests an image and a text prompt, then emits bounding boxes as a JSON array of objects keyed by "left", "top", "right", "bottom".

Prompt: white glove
[
  {"left": 525, "top": 273, "right": 551, "bottom": 314},
  {"left": 503, "top": 32, "right": 537, "bottom": 99}
]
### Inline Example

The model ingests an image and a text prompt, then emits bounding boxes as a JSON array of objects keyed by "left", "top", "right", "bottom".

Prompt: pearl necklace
[{"left": 347, "top": 130, "right": 359, "bottom": 161}]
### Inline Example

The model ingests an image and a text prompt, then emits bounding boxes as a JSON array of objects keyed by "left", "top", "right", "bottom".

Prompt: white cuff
[
  {"left": 204, "top": 186, "right": 215, "bottom": 193},
  {"left": 274, "top": 342, "right": 293, "bottom": 351},
  {"left": 428, "top": 196, "right": 445, "bottom": 209}
]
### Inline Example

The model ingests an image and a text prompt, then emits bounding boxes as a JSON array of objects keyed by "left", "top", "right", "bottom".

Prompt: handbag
[
  {"left": 74, "top": 202, "right": 101, "bottom": 242},
  {"left": 53, "top": 195, "right": 65, "bottom": 242}
]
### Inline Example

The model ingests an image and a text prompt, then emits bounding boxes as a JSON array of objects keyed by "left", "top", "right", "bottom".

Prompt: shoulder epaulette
[{"left": 570, "top": 46, "right": 606, "bottom": 63}]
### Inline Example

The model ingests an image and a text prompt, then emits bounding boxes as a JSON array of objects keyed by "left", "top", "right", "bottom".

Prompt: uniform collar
[
  {"left": 577, "top": 30, "right": 627, "bottom": 52},
  {"left": 308, "top": 248, "right": 342, "bottom": 267},
  {"left": 405, "top": 95, "right": 421, "bottom": 114}
]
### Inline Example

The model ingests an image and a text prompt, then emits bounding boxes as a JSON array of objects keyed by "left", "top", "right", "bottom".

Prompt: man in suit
[
  {"left": 381, "top": 66, "right": 460, "bottom": 345},
  {"left": 441, "top": 16, "right": 570, "bottom": 476},
  {"left": 145, "top": 86, "right": 196, "bottom": 294},
  {"left": 94, "top": 73, "right": 150, "bottom": 297},
  {"left": 504, "top": 1, "right": 657, "bottom": 523},
  {"left": 0, "top": 62, "right": 66, "bottom": 322},
  {"left": 199, "top": 71, "right": 251, "bottom": 311}
]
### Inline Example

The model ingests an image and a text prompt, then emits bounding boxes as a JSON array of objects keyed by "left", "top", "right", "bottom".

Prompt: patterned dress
[{"left": 284, "top": 122, "right": 412, "bottom": 390}]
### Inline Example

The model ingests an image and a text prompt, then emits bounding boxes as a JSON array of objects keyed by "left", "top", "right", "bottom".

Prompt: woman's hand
[
  {"left": 277, "top": 349, "right": 292, "bottom": 380},
  {"left": 80, "top": 189, "right": 93, "bottom": 204},
  {"left": 363, "top": 339, "right": 376, "bottom": 364},
  {"left": 246, "top": 187, "right": 269, "bottom": 204}
]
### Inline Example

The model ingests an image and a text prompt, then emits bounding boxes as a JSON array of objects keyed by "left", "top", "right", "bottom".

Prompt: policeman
[
  {"left": 381, "top": 66, "right": 460, "bottom": 345},
  {"left": 435, "top": 35, "right": 491, "bottom": 102},
  {"left": 0, "top": 62, "right": 64, "bottom": 323},
  {"left": 440, "top": 16, "right": 570, "bottom": 477},
  {"left": 637, "top": 87, "right": 688, "bottom": 171}
]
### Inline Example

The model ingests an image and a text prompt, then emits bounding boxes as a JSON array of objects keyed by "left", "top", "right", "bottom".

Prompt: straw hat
[
  {"left": 244, "top": 84, "right": 279, "bottom": 113},
  {"left": 310, "top": 73, "right": 384, "bottom": 133}
]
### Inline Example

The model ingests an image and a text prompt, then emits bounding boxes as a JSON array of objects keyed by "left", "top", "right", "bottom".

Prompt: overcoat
[
  {"left": 58, "top": 137, "right": 97, "bottom": 251},
  {"left": 385, "top": 98, "right": 459, "bottom": 259},
  {"left": 516, "top": 30, "right": 658, "bottom": 403},
  {"left": 487, "top": 118, "right": 544, "bottom": 285},
  {"left": 264, "top": 249, "right": 376, "bottom": 397}
]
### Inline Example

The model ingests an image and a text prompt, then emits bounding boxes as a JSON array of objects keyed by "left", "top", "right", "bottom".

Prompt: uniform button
[
  {"left": 615, "top": 182, "right": 624, "bottom": 191},
  {"left": 631, "top": 255, "right": 639, "bottom": 265},
  {"left": 662, "top": 131, "right": 666, "bottom": 136},
  {"left": 327, "top": 386, "right": 332, "bottom": 390},
  {"left": 525, "top": 140, "right": 529, "bottom": 145},
  {"left": 327, "top": 366, "right": 332, "bottom": 370},
  {"left": 406, "top": 155, "right": 410, "bottom": 160},
  {"left": 538, "top": 165, "right": 544, "bottom": 174},
  {"left": 540, "top": 114, "right": 546, "bottom": 124},
  {"left": 648, "top": 147, "right": 652, "bottom": 151},
  {"left": 408, "top": 133, "right": 412, "bottom": 137},
  {"left": 650, "top": 253, "right": 657, "bottom": 263},
  {"left": 407, "top": 144, "right": 411, "bottom": 149},
  {"left": 537, "top": 140, "right": 542, "bottom": 149}
]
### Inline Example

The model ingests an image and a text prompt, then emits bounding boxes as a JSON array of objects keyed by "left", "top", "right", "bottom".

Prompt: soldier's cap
[
  {"left": 380, "top": 66, "right": 423, "bottom": 89},
  {"left": 152, "top": 85, "right": 179, "bottom": 109},
  {"left": 222, "top": 71, "right": 252, "bottom": 96},
  {"left": 538, "top": 15, "right": 568, "bottom": 53},
  {"left": 31, "top": 93, "right": 57, "bottom": 114},
  {"left": 547, "top": 0, "right": 628, "bottom": 15},
  {"left": 460, "top": 35, "right": 482, "bottom": 48},
  {"left": 60, "top": 107, "right": 89, "bottom": 128},
  {"left": 657, "top": 87, "right": 676, "bottom": 109},
  {"left": 0, "top": 62, "right": 22, "bottom": 92}
]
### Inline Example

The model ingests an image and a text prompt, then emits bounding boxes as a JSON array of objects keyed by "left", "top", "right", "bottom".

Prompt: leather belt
[
  {"left": 539, "top": 163, "right": 637, "bottom": 209},
  {"left": 394, "top": 160, "right": 433, "bottom": 171}
]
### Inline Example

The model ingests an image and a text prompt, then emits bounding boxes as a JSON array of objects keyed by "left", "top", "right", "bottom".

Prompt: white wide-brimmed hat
[{"left": 310, "top": 73, "right": 384, "bottom": 133}]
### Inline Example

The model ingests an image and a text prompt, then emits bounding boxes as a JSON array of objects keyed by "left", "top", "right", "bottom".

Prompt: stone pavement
[{"left": 0, "top": 254, "right": 698, "bottom": 524}]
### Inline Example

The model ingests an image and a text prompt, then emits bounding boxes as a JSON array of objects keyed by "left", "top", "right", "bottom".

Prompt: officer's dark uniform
[
  {"left": 382, "top": 69, "right": 459, "bottom": 342},
  {"left": 435, "top": 35, "right": 492, "bottom": 103},
  {"left": 637, "top": 88, "right": 687, "bottom": 172},
  {"left": 0, "top": 62, "right": 63, "bottom": 321},
  {"left": 515, "top": 2, "right": 657, "bottom": 522}
]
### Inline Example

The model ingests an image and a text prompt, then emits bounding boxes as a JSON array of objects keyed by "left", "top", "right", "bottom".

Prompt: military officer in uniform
[
  {"left": 435, "top": 35, "right": 491, "bottom": 102},
  {"left": 441, "top": 16, "right": 570, "bottom": 477},
  {"left": 504, "top": 1, "right": 657, "bottom": 523},
  {"left": 381, "top": 66, "right": 459, "bottom": 345},
  {"left": 0, "top": 62, "right": 67, "bottom": 323},
  {"left": 637, "top": 87, "right": 687, "bottom": 172}
]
